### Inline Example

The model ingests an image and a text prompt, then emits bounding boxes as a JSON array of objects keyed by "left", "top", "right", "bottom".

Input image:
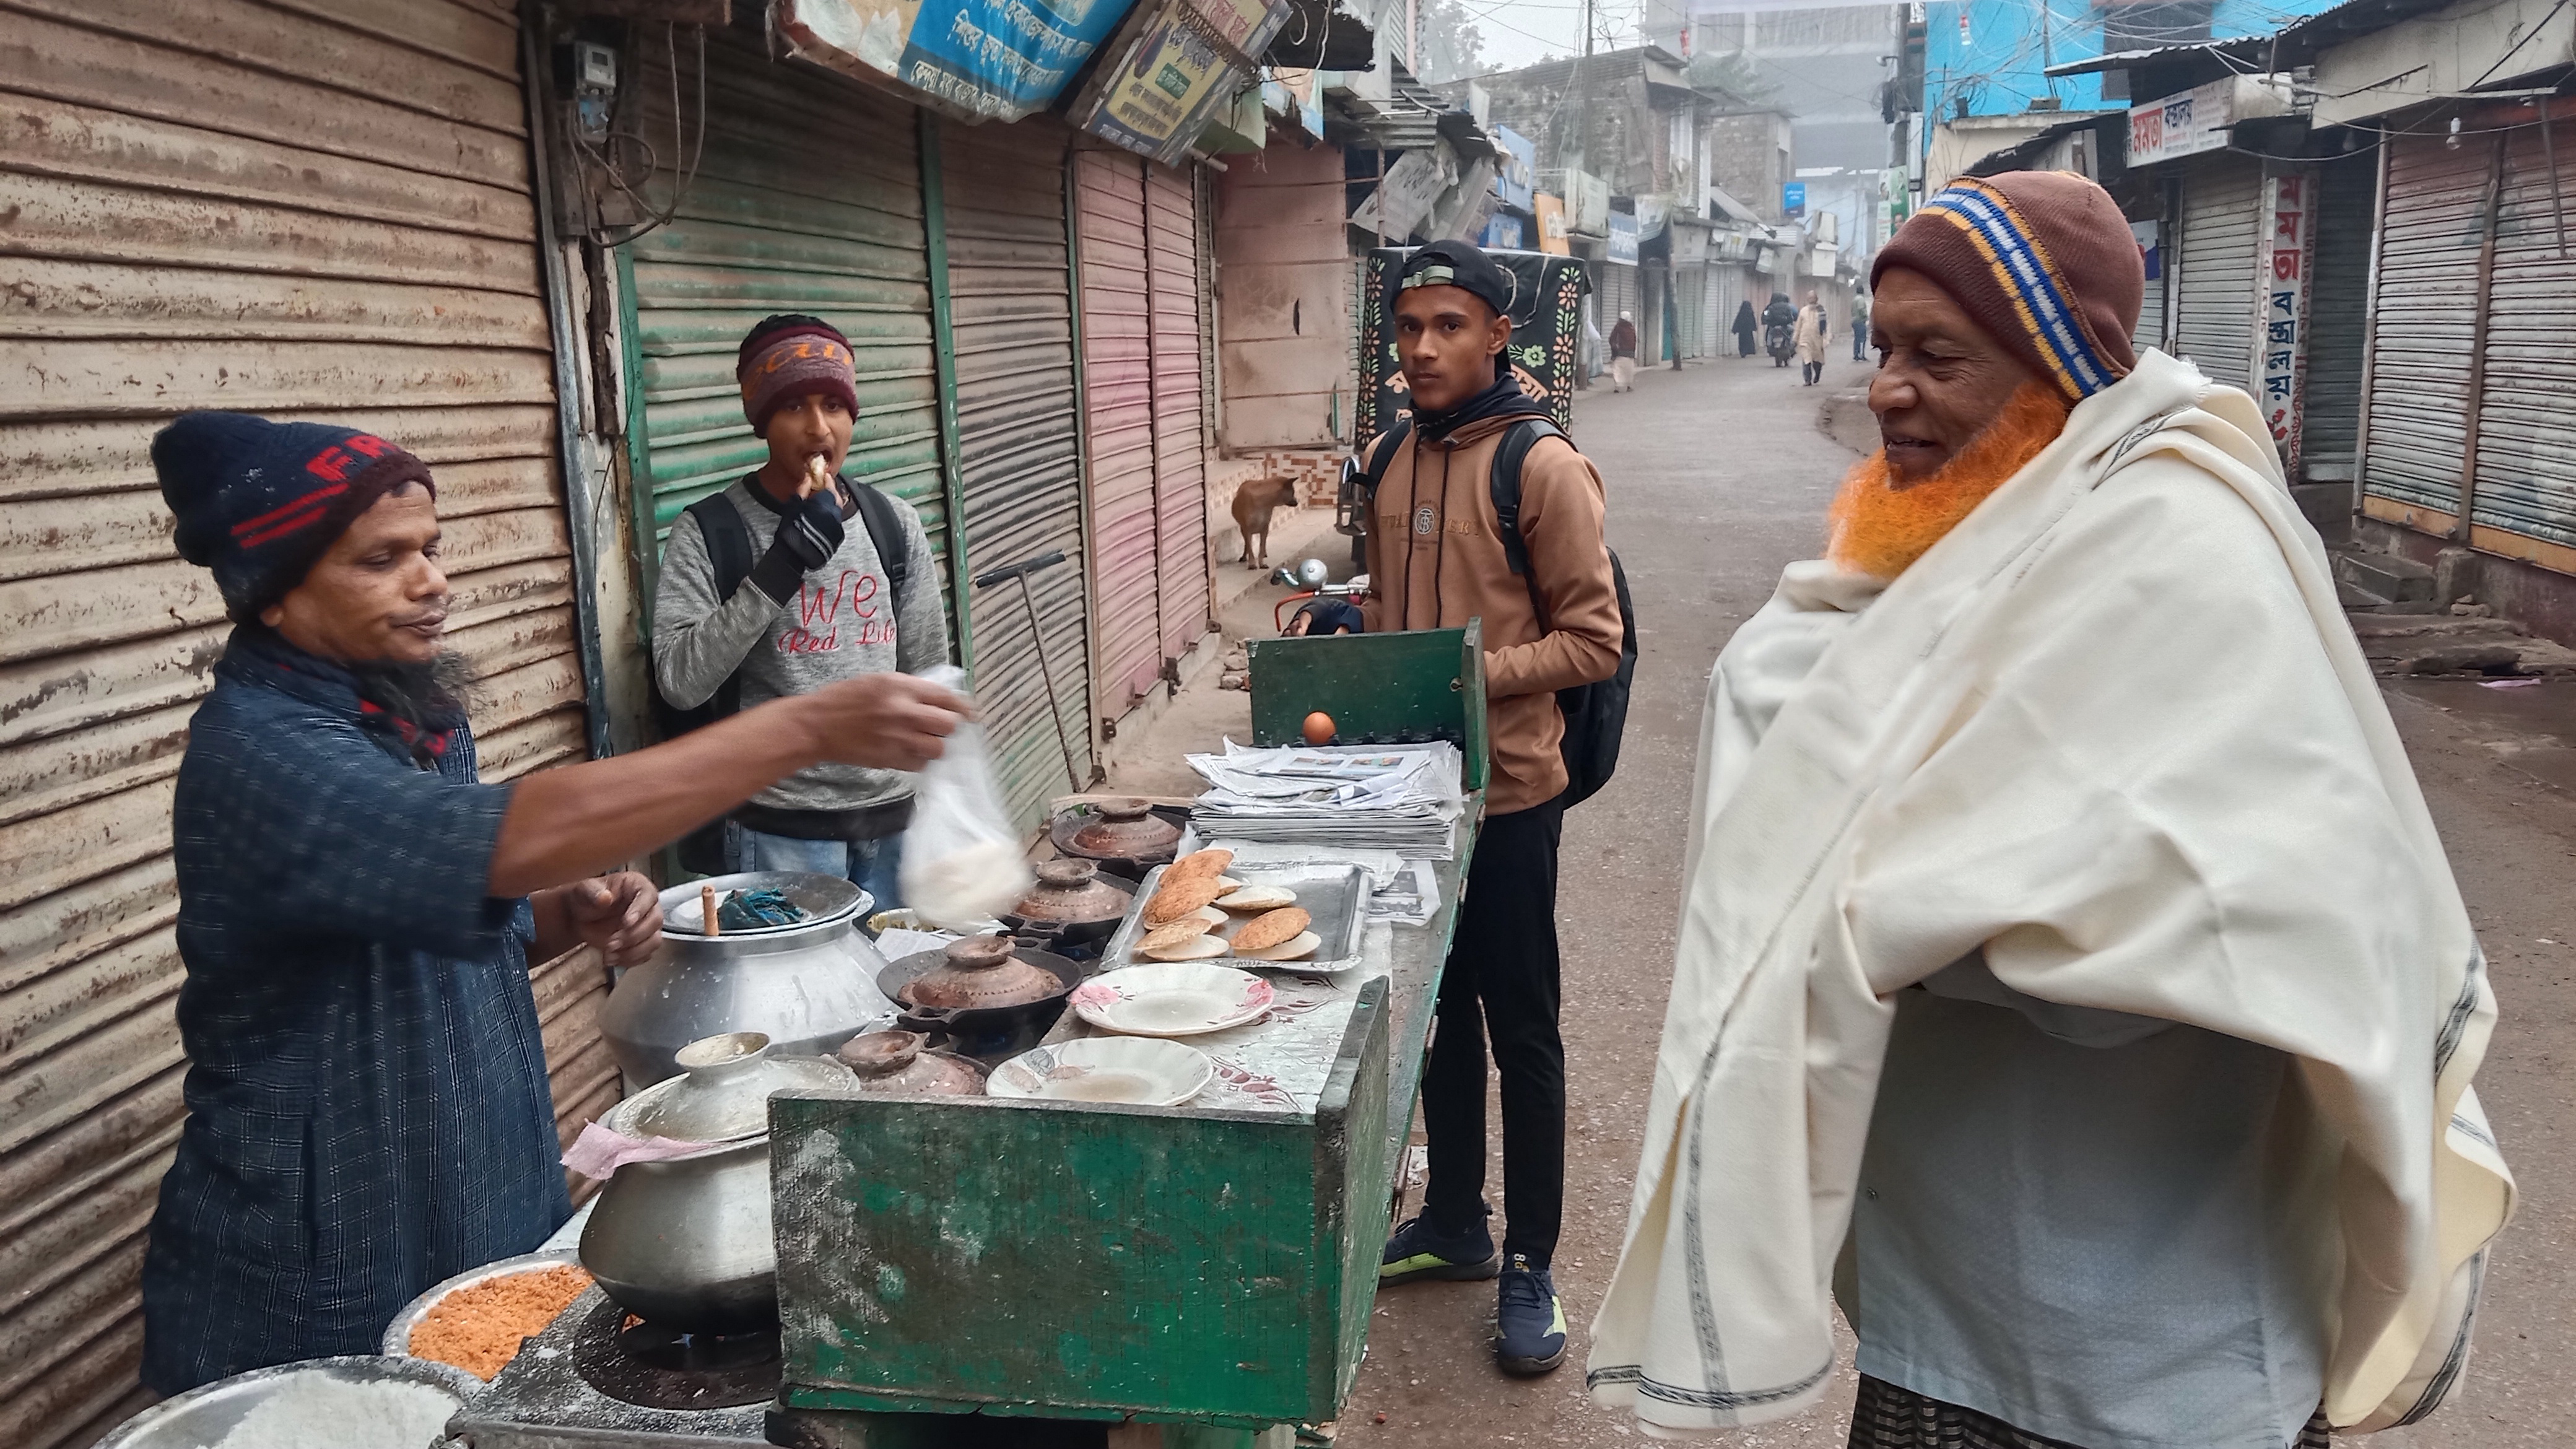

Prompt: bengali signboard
[
  {"left": 780, "top": 0, "right": 1141, "bottom": 121},
  {"left": 1064, "top": 0, "right": 1291, "bottom": 165},
  {"left": 2128, "top": 78, "right": 2237, "bottom": 167},
  {"left": 2255, "top": 169, "right": 2316, "bottom": 472}
]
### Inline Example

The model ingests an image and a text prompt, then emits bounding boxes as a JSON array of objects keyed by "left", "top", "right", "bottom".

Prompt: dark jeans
[
  {"left": 1803, "top": 361, "right": 1824, "bottom": 385},
  {"left": 1422, "top": 796, "right": 1567, "bottom": 1266}
]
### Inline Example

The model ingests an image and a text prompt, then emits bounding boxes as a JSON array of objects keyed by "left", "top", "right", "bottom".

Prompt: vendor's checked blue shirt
[{"left": 141, "top": 628, "right": 568, "bottom": 1394}]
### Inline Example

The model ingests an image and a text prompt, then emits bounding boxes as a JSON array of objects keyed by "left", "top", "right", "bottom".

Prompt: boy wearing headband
[{"left": 653, "top": 313, "right": 950, "bottom": 901}]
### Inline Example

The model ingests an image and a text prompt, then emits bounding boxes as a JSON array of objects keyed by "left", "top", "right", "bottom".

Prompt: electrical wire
[{"left": 581, "top": 23, "right": 710, "bottom": 250}]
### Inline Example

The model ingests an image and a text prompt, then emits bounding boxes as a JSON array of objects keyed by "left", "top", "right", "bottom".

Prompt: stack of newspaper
[{"left": 1185, "top": 740, "right": 1466, "bottom": 859}]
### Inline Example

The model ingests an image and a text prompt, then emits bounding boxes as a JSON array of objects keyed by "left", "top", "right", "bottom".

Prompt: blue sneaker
[
  {"left": 1379, "top": 1211, "right": 1500, "bottom": 1286},
  {"left": 1495, "top": 1256, "right": 1567, "bottom": 1375}
]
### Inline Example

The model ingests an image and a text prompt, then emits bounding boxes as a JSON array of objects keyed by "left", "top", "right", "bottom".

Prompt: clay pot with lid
[
  {"left": 1049, "top": 798, "right": 1182, "bottom": 875},
  {"left": 876, "top": 934, "right": 1083, "bottom": 1038},
  {"left": 578, "top": 1031, "right": 854, "bottom": 1333},
  {"left": 999, "top": 858, "right": 1135, "bottom": 946},
  {"left": 837, "top": 1030, "right": 988, "bottom": 1095}
]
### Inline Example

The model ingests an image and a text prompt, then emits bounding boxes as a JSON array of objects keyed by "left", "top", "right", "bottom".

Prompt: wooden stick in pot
[{"left": 702, "top": 884, "right": 721, "bottom": 938}]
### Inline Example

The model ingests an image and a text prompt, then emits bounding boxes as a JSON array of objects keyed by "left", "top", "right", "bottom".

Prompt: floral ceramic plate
[
  {"left": 987, "top": 1037, "right": 1214, "bottom": 1107},
  {"left": 1069, "top": 963, "right": 1276, "bottom": 1038}
]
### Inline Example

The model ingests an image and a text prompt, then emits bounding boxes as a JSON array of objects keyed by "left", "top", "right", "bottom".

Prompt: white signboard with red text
[
  {"left": 2128, "top": 78, "right": 2238, "bottom": 166},
  {"left": 2255, "top": 168, "right": 2317, "bottom": 474}
]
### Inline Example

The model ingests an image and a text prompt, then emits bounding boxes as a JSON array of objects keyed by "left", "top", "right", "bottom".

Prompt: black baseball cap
[{"left": 1398, "top": 240, "right": 1516, "bottom": 319}]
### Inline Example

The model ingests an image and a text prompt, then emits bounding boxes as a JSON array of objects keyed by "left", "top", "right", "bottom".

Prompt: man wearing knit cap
[
  {"left": 142, "top": 412, "right": 965, "bottom": 1392},
  {"left": 1589, "top": 172, "right": 2513, "bottom": 1447},
  {"left": 653, "top": 313, "right": 949, "bottom": 899}
]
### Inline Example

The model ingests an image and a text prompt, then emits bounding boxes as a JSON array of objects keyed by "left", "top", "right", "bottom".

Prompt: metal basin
[{"left": 98, "top": 1355, "right": 481, "bottom": 1449}]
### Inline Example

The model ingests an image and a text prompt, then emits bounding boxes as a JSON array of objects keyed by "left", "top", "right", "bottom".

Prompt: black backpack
[
  {"left": 1354, "top": 417, "right": 1638, "bottom": 808},
  {"left": 650, "top": 479, "right": 915, "bottom": 871}
]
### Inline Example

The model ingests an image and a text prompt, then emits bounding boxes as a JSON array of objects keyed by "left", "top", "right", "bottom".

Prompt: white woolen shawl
[{"left": 1586, "top": 350, "right": 2516, "bottom": 1437}]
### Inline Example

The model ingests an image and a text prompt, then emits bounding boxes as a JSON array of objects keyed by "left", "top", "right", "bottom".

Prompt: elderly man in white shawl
[{"left": 1590, "top": 170, "right": 2517, "bottom": 1449}]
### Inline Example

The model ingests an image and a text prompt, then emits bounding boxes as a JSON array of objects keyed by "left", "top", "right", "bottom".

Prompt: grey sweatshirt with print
[{"left": 651, "top": 476, "right": 949, "bottom": 814}]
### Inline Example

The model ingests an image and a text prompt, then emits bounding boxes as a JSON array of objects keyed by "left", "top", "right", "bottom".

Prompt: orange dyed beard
[{"left": 1826, "top": 382, "right": 2073, "bottom": 580}]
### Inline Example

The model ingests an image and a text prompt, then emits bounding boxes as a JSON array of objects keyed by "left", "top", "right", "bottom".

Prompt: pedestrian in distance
[
  {"left": 652, "top": 315, "right": 951, "bottom": 902},
  {"left": 1852, "top": 290, "right": 1871, "bottom": 361},
  {"left": 1733, "top": 297, "right": 1760, "bottom": 357},
  {"left": 1588, "top": 171, "right": 2513, "bottom": 1448},
  {"left": 1357, "top": 240, "right": 1624, "bottom": 1378},
  {"left": 1795, "top": 290, "right": 1830, "bottom": 386},
  {"left": 139, "top": 413, "right": 965, "bottom": 1393},
  {"left": 1608, "top": 310, "right": 1640, "bottom": 392}
]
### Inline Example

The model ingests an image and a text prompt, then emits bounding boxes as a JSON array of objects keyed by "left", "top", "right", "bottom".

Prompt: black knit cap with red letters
[{"left": 154, "top": 411, "right": 437, "bottom": 622}]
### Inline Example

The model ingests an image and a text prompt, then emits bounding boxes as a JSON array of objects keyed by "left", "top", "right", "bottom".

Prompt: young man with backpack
[
  {"left": 653, "top": 314, "right": 949, "bottom": 903},
  {"left": 1361, "top": 241, "right": 1627, "bottom": 1377}
]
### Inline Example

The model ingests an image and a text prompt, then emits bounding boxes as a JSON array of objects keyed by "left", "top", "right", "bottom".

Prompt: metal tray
[
  {"left": 381, "top": 1249, "right": 584, "bottom": 1358},
  {"left": 1098, "top": 862, "right": 1371, "bottom": 973}
]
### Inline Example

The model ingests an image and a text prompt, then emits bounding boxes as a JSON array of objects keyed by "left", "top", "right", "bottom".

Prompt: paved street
[{"left": 1312, "top": 352, "right": 2576, "bottom": 1448}]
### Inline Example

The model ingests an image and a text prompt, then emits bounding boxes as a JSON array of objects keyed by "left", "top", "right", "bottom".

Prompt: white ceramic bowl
[
  {"left": 988, "top": 1037, "right": 1215, "bottom": 1107},
  {"left": 1068, "top": 963, "right": 1275, "bottom": 1037}
]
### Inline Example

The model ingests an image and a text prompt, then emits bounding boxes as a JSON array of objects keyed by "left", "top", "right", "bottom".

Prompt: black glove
[{"left": 748, "top": 489, "right": 845, "bottom": 603}]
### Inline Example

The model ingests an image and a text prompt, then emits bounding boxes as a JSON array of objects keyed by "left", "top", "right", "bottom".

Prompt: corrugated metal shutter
[
  {"left": 1075, "top": 149, "right": 1161, "bottom": 714},
  {"left": 1601, "top": 264, "right": 1639, "bottom": 345},
  {"left": 2302, "top": 149, "right": 2377, "bottom": 481},
  {"left": 2469, "top": 123, "right": 2576, "bottom": 551},
  {"left": 2363, "top": 134, "right": 2489, "bottom": 517},
  {"left": 618, "top": 35, "right": 947, "bottom": 622},
  {"left": 942, "top": 119, "right": 1095, "bottom": 828},
  {"left": 0, "top": 4, "right": 590, "bottom": 1444},
  {"left": 1678, "top": 268, "right": 1707, "bottom": 358},
  {"left": 1147, "top": 164, "right": 1211, "bottom": 661},
  {"left": 2136, "top": 264, "right": 2167, "bottom": 354},
  {"left": 2172, "top": 152, "right": 2265, "bottom": 391}
]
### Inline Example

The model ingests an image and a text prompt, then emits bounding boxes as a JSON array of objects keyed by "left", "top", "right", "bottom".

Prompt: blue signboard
[
  {"left": 1782, "top": 180, "right": 1807, "bottom": 217},
  {"left": 1493, "top": 125, "right": 1536, "bottom": 212},
  {"left": 899, "top": 0, "right": 1144, "bottom": 119},
  {"left": 1481, "top": 212, "right": 1525, "bottom": 250},
  {"left": 1606, "top": 211, "right": 1638, "bottom": 266}
]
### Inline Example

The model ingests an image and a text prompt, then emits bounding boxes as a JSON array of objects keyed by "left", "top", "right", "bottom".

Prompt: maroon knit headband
[{"left": 737, "top": 322, "right": 860, "bottom": 435}]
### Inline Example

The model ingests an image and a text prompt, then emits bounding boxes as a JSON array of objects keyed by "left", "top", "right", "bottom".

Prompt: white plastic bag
[{"left": 899, "top": 665, "right": 1034, "bottom": 928}]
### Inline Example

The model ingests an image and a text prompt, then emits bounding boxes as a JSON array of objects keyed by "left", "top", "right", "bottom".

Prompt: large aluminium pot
[
  {"left": 600, "top": 872, "right": 895, "bottom": 1090},
  {"left": 578, "top": 1032, "right": 853, "bottom": 1334}
]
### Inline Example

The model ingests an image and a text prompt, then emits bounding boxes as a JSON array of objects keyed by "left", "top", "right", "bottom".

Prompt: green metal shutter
[
  {"left": 939, "top": 117, "right": 1097, "bottom": 829},
  {"left": 621, "top": 34, "right": 947, "bottom": 625}
]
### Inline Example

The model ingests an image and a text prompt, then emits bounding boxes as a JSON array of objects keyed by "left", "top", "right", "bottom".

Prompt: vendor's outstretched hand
[
  {"left": 574, "top": 871, "right": 663, "bottom": 966},
  {"left": 798, "top": 672, "right": 967, "bottom": 771},
  {"left": 531, "top": 871, "right": 661, "bottom": 967}
]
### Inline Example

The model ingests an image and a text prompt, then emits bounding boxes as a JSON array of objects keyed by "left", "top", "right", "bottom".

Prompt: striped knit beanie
[
  {"left": 1872, "top": 171, "right": 2142, "bottom": 403},
  {"left": 736, "top": 314, "right": 860, "bottom": 436},
  {"left": 155, "top": 412, "right": 435, "bottom": 622}
]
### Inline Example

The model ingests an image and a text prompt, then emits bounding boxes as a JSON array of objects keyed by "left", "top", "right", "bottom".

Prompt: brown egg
[{"left": 1302, "top": 711, "right": 1335, "bottom": 745}]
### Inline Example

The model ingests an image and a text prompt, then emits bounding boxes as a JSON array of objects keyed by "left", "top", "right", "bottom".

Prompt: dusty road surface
[{"left": 1315, "top": 353, "right": 2576, "bottom": 1449}]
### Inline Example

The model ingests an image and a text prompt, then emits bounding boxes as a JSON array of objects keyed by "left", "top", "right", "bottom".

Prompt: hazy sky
[{"left": 1460, "top": 0, "right": 1651, "bottom": 76}]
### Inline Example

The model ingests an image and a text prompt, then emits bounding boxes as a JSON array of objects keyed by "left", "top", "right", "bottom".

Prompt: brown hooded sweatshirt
[{"left": 1360, "top": 414, "right": 1623, "bottom": 814}]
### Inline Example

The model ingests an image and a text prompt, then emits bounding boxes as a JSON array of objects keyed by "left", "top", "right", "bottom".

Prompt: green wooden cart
[{"left": 766, "top": 627, "right": 1488, "bottom": 1447}]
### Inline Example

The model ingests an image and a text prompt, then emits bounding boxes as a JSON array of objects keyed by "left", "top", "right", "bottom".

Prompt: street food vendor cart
[
  {"left": 765, "top": 625, "right": 1487, "bottom": 1445},
  {"left": 429, "top": 626, "right": 1487, "bottom": 1448}
]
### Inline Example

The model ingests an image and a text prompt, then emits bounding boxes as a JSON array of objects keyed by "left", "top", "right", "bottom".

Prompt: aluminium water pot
[{"left": 599, "top": 872, "right": 896, "bottom": 1090}]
